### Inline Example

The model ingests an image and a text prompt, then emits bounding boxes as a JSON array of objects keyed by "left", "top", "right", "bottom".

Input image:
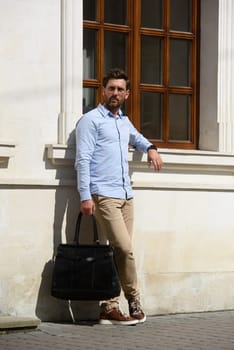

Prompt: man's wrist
[{"left": 147, "top": 144, "right": 157, "bottom": 152}]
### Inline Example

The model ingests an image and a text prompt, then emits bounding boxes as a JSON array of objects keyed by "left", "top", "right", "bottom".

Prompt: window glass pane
[
  {"left": 170, "top": 39, "right": 190, "bottom": 86},
  {"left": 104, "top": 32, "right": 127, "bottom": 73},
  {"left": 104, "top": 0, "right": 127, "bottom": 25},
  {"left": 83, "top": 0, "right": 97, "bottom": 21},
  {"left": 140, "top": 92, "right": 163, "bottom": 139},
  {"left": 83, "top": 88, "right": 97, "bottom": 113},
  {"left": 141, "top": 36, "right": 163, "bottom": 84},
  {"left": 141, "top": 0, "right": 163, "bottom": 29},
  {"left": 83, "top": 29, "right": 97, "bottom": 80},
  {"left": 169, "top": 94, "right": 190, "bottom": 140},
  {"left": 170, "top": 0, "right": 192, "bottom": 32}
]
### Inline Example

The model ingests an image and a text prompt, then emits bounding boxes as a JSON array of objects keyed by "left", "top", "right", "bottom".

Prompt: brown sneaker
[
  {"left": 128, "top": 299, "right": 146, "bottom": 323},
  {"left": 99, "top": 308, "right": 138, "bottom": 326}
]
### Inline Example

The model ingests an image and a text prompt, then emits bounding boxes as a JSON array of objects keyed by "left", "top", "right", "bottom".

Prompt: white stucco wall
[
  {"left": 0, "top": 0, "right": 60, "bottom": 180},
  {"left": 0, "top": 0, "right": 234, "bottom": 322},
  {"left": 0, "top": 0, "right": 79, "bottom": 320},
  {"left": 133, "top": 188, "right": 234, "bottom": 315}
]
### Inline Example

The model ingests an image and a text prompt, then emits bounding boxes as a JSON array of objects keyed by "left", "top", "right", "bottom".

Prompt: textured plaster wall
[
  {"left": 0, "top": 0, "right": 60, "bottom": 181},
  {"left": 2, "top": 185, "right": 234, "bottom": 322},
  {"left": 133, "top": 189, "right": 234, "bottom": 316}
]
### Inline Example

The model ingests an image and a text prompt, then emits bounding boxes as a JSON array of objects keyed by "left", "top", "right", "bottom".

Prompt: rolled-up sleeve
[{"left": 128, "top": 120, "right": 152, "bottom": 152}]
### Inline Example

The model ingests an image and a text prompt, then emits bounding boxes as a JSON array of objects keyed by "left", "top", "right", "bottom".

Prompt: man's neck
[{"left": 103, "top": 104, "right": 119, "bottom": 116}]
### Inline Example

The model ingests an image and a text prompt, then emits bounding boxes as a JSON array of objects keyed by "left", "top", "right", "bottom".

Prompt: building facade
[{"left": 1, "top": 0, "right": 234, "bottom": 321}]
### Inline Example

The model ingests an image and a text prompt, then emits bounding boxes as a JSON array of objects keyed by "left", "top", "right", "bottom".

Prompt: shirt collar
[{"left": 98, "top": 103, "right": 124, "bottom": 119}]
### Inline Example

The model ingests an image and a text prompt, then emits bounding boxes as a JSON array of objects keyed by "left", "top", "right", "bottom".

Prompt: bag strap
[{"left": 74, "top": 212, "right": 100, "bottom": 245}]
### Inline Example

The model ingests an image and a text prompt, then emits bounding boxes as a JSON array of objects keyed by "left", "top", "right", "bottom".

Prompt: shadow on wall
[{"left": 35, "top": 131, "right": 100, "bottom": 322}]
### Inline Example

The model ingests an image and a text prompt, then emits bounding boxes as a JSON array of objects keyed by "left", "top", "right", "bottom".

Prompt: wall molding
[
  {"left": 22, "top": 144, "right": 232, "bottom": 191},
  {"left": 0, "top": 141, "right": 16, "bottom": 164},
  {"left": 46, "top": 143, "right": 75, "bottom": 165}
]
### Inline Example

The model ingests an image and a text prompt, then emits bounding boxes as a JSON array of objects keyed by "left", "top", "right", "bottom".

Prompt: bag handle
[{"left": 74, "top": 212, "right": 100, "bottom": 245}]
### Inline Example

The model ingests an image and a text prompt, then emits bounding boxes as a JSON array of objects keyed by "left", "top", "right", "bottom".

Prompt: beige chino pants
[{"left": 92, "top": 195, "right": 140, "bottom": 311}]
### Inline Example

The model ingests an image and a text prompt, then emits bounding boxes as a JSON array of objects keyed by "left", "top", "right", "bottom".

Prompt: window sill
[
  {"left": 43, "top": 144, "right": 234, "bottom": 190},
  {"left": 129, "top": 148, "right": 234, "bottom": 191},
  {"left": 129, "top": 148, "right": 234, "bottom": 174},
  {"left": 46, "top": 144, "right": 76, "bottom": 165},
  {"left": 46, "top": 144, "right": 234, "bottom": 173},
  {"left": 0, "top": 141, "right": 16, "bottom": 164}
]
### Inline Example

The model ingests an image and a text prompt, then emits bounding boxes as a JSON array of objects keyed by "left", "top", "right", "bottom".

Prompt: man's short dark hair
[{"left": 102, "top": 68, "right": 130, "bottom": 90}]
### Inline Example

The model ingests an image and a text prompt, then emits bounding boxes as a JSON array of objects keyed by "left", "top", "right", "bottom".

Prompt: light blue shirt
[{"left": 75, "top": 103, "right": 152, "bottom": 201}]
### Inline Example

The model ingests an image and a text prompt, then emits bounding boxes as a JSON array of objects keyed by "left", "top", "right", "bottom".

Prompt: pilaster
[
  {"left": 58, "top": 0, "right": 83, "bottom": 145},
  {"left": 218, "top": 0, "right": 234, "bottom": 153}
]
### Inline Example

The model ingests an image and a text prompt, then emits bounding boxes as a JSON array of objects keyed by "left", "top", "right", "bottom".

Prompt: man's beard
[{"left": 106, "top": 97, "right": 121, "bottom": 110}]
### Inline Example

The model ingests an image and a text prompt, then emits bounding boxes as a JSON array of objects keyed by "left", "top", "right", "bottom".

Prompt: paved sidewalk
[{"left": 0, "top": 311, "right": 234, "bottom": 350}]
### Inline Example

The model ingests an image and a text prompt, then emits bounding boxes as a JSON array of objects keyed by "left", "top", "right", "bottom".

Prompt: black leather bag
[{"left": 51, "top": 212, "right": 121, "bottom": 300}]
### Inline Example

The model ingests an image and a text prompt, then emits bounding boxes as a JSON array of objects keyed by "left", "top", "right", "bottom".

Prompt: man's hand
[
  {"left": 147, "top": 149, "right": 163, "bottom": 171},
  {"left": 80, "top": 199, "right": 95, "bottom": 215}
]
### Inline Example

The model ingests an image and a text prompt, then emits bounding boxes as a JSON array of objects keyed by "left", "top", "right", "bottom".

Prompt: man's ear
[{"left": 125, "top": 90, "right": 130, "bottom": 100}]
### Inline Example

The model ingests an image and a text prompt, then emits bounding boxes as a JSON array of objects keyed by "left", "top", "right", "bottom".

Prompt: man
[{"left": 75, "top": 68, "right": 163, "bottom": 325}]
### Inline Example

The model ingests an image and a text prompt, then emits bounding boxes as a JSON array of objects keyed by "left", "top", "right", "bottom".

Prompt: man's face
[{"left": 102, "top": 79, "right": 129, "bottom": 112}]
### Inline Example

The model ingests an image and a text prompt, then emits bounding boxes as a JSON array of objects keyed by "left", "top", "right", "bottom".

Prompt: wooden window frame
[{"left": 83, "top": 0, "right": 200, "bottom": 149}]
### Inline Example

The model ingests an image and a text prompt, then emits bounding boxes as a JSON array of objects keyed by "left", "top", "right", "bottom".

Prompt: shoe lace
[
  {"left": 117, "top": 307, "right": 129, "bottom": 318},
  {"left": 129, "top": 300, "right": 142, "bottom": 314}
]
